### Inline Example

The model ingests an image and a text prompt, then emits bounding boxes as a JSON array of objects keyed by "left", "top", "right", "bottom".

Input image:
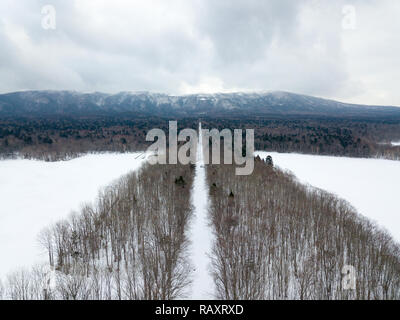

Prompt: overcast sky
[{"left": 0, "top": 0, "right": 399, "bottom": 105}]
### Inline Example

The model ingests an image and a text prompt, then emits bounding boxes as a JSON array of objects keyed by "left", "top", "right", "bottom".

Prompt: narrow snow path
[{"left": 190, "top": 123, "right": 215, "bottom": 299}]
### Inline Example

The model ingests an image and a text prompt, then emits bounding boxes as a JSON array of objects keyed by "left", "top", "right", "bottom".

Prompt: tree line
[
  {"left": 1, "top": 161, "right": 195, "bottom": 300},
  {"left": 0, "top": 117, "right": 197, "bottom": 161},
  {"left": 2, "top": 116, "right": 400, "bottom": 161},
  {"left": 202, "top": 118, "right": 400, "bottom": 160},
  {"left": 206, "top": 156, "right": 400, "bottom": 299}
]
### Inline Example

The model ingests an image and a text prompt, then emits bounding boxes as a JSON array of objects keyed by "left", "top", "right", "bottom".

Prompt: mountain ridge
[{"left": 1, "top": 90, "right": 399, "bottom": 118}]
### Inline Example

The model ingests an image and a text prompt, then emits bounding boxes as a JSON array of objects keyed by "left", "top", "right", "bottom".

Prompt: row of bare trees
[
  {"left": 206, "top": 157, "right": 400, "bottom": 299},
  {"left": 2, "top": 162, "right": 195, "bottom": 300}
]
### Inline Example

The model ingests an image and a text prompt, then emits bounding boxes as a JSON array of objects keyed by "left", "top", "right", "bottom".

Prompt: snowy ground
[
  {"left": 0, "top": 153, "right": 147, "bottom": 279},
  {"left": 189, "top": 123, "right": 215, "bottom": 299},
  {"left": 392, "top": 141, "right": 400, "bottom": 146},
  {"left": 256, "top": 152, "right": 400, "bottom": 242}
]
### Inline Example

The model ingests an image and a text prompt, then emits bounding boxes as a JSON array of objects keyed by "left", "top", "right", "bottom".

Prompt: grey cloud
[
  {"left": 196, "top": 0, "right": 304, "bottom": 64},
  {"left": 0, "top": 0, "right": 399, "bottom": 105}
]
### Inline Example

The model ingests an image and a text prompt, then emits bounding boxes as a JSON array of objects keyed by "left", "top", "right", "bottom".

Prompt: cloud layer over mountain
[{"left": 0, "top": 0, "right": 399, "bottom": 106}]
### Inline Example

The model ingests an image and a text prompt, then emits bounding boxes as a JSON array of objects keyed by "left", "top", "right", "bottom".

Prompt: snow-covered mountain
[{"left": 1, "top": 90, "right": 399, "bottom": 118}]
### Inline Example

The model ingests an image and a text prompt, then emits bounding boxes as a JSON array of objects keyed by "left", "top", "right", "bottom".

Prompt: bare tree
[
  {"left": 5, "top": 268, "right": 31, "bottom": 300},
  {"left": 0, "top": 279, "right": 4, "bottom": 300}
]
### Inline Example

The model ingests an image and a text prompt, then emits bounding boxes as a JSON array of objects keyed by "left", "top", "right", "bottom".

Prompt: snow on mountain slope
[
  {"left": 0, "top": 153, "right": 148, "bottom": 279},
  {"left": 256, "top": 152, "right": 400, "bottom": 242},
  {"left": 1, "top": 90, "right": 400, "bottom": 117}
]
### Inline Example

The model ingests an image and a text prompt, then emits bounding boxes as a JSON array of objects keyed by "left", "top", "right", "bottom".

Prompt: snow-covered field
[
  {"left": 256, "top": 152, "right": 400, "bottom": 242},
  {"left": 3, "top": 148, "right": 398, "bottom": 293},
  {"left": 392, "top": 141, "right": 400, "bottom": 146},
  {"left": 0, "top": 153, "right": 147, "bottom": 279}
]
